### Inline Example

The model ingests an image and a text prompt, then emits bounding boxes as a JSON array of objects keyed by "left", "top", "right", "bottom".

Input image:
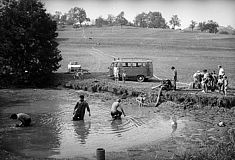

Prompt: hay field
[{"left": 57, "top": 26, "right": 235, "bottom": 86}]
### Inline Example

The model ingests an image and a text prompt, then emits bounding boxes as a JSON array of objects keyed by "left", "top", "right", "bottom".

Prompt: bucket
[{"left": 96, "top": 148, "right": 105, "bottom": 160}]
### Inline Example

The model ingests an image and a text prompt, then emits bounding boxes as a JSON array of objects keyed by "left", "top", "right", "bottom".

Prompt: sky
[{"left": 40, "top": 0, "right": 235, "bottom": 28}]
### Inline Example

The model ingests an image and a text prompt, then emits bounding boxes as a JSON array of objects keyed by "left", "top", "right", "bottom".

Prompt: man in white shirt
[
  {"left": 113, "top": 64, "right": 119, "bottom": 83},
  {"left": 218, "top": 65, "right": 225, "bottom": 77}
]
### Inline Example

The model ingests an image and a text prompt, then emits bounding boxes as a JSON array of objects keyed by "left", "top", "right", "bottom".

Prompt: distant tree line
[
  {"left": 188, "top": 20, "right": 219, "bottom": 33},
  {"left": 50, "top": 7, "right": 90, "bottom": 26},
  {"left": 95, "top": 11, "right": 129, "bottom": 27},
  {"left": 51, "top": 7, "right": 220, "bottom": 33},
  {"left": 51, "top": 8, "right": 181, "bottom": 29}
]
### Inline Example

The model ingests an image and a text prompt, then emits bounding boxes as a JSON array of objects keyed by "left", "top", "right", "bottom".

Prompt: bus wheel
[{"left": 137, "top": 75, "right": 145, "bottom": 82}]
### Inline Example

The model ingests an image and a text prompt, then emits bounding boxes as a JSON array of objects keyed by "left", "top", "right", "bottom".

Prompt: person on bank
[
  {"left": 171, "top": 66, "right": 177, "bottom": 90},
  {"left": 10, "top": 113, "right": 31, "bottom": 127},
  {"left": 73, "top": 95, "right": 91, "bottom": 121},
  {"left": 111, "top": 99, "right": 126, "bottom": 119}
]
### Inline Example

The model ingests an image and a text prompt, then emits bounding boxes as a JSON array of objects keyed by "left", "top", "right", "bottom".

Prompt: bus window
[
  {"left": 122, "top": 62, "right": 128, "bottom": 67},
  {"left": 142, "top": 62, "right": 146, "bottom": 67},
  {"left": 132, "top": 63, "right": 137, "bottom": 67},
  {"left": 137, "top": 63, "right": 142, "bottom": 67},
  {"left": 128, "top": 63, "right": 132, "bottom": 67}
]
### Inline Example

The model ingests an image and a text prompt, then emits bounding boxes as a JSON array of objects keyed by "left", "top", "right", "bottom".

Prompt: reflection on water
[
  {"left": 111, "top": 119, "right": 123, "bottom": 137},
  {"left": 73, "top": 121, "right": 91, "bottom": 144},
  {"left": 0, "top": 89, "right": 185, "bottom": 159}
]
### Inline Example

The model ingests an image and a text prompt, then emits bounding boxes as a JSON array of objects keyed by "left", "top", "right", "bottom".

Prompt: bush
[{"left": 219, "top": 31, "right": 229, "bottom": 34}]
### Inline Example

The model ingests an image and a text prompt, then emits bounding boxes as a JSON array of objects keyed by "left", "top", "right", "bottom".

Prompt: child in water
[{"left": 10, "top": 113, "right": 31, "bottom": 127}]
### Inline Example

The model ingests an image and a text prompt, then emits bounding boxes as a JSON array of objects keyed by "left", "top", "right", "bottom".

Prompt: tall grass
[{"left": 175, "top": 142, "right": 235, "bottom": 160}]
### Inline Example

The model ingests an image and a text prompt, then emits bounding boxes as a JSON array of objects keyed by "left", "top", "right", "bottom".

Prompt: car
[{"left": 68, "top": 61, "right": 81, "bottom": 73}]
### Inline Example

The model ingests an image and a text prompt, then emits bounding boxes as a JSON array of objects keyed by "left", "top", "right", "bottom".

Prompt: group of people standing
[{"left": 192, "top": 65, "right": 228, "bottom": 95}]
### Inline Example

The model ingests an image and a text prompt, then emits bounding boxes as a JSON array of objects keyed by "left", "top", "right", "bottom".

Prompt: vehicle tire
[{"left": 137, "top": 75, "right": 145, "bottom": 82}]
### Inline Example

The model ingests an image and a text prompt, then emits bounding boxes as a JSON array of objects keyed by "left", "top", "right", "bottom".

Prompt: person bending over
[
  {"left": 73, "top": 95, "right": 91, "bottom": 121},
  {"left": 111, "top": 99, "right": 126, "bottom": 119},
  {"left": 10, "top": 113, "right": 31, "bottom": 127}
]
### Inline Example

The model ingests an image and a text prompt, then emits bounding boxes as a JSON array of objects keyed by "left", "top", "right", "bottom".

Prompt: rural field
[
  {"left": 57, "top": 25, "right": 235, "bottom": 86},
  {"left": 1, "top": 25, "right": 235, "bottom": 160}
]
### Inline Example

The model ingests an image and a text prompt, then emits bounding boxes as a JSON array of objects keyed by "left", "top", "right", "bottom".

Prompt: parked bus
[{"left": 109, "top": 58, "right": 153, "bottom": 82}]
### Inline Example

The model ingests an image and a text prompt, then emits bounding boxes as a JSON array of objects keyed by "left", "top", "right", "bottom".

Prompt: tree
[
  {"left": 106, "top": 14, "right": 115, "bottom": 26},
  {"left": 205, "top": 20, "right": 219, "bottom": 33},
  {"left": 169, "top": 15, "right": 181, "bottom": 29},
  {"left": 0, "top": 0, "right": 62, "bottom": 85},
  {"left": 198, "top": 20, "right": 219, "bottom": 33},
  {"left": 95, "top": 16, "right": 106, "bottom": 27},
  {"left": 134, "top": 12, "right": 148, "bottom": 27},
  {"left": 198, "top": 21, "right": 206, "bottom": 32},
  {"left": 115, "top": 11, "right": 128, "bottom": 27},
  {"left": 134, "top": 11, "right": 168, "bottom": 28},
  {"left": 68, "top": 7, "right": 87, "bottom": 25},
  {"left": 189, "top": 20, "right": 197, "bottom": 31},
  {"left": 51, "top": 11, "right": 62, "bottom": 24},
  {"left": 60, "top": 13, "right": 67, "bottom": 24},
  {"left": 146, "top": 11, "right": 168, "bottom": 28}
]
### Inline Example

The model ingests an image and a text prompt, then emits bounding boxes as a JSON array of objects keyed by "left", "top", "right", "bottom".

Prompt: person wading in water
[
  {"left": 110, "top": 99, "right": 126, "bottom": 120},
  {"left": 73, "top": 95, "right": 91, "bottom": 121}
]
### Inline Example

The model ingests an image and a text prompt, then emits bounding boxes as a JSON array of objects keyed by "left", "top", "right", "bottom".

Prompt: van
[{"left": 109, "top": 58, "right": 153, "bottom": 82}]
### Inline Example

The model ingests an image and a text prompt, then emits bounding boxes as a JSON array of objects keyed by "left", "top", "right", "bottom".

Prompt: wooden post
[{"left": 155, "top": 86, "right": 163, "bottom": 107}]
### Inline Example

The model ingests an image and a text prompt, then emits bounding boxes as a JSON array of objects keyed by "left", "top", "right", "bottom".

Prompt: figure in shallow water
[
  {"left": 73, "top": 95, "right": 91, "bottom": 121},
  {"left": 10, "top": 113, "right": 31, "bottom": 127},
  {"left": 110, "top": 99, "right": 126, "bottom": 120}
]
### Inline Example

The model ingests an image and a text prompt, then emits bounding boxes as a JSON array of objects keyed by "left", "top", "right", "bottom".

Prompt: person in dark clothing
[
  {"left": 73, "top": 95, "right": 91, "bottom": 121},
  {"left": 171, "top": 66, "right": 177, "bottom": 90},
  {"left": 10, "top": 113, "right": 31, "bottom": 127}
]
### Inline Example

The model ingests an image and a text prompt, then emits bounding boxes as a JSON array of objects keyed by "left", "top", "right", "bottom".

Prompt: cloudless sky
[{"left": 40, "top": 0, "right": 235, "bottom": 28}]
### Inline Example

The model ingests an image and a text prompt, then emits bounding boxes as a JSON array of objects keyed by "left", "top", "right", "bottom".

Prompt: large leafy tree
[
  {"left": 115, "top": 11, "right": 128, "bottom": 27},
  {"left": 198, "top": 20, "right": 219, "bottom": 33},
  {"left": 134, "top": 11, "right": 168, "bottom": 28},
  {"left": 68, "top": 7, "right": 87, "bottom": 25},
  {"left": 134, "top": 12, "right": 148, "bottom": 28},
  {"left": 146, "top": 11, "right": 168, "bottom": 28},
  {"left": 0, "top": 0, "right": 62, "bottom": 85},
  {"left": 205, "top": 20, "right": 219, "bottom": 33},
  {"left": 169, "top": 15, "right": 181, "bottom": 29}
]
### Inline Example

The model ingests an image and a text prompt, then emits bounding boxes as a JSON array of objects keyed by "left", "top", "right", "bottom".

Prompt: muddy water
[{"left": 0, "top": 89, "right": 185, "bottom": 159}]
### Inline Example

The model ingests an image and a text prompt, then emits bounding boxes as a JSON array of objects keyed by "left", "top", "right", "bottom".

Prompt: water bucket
[{"left": 96, "top": 148, "right": 105, "bottom": 160}]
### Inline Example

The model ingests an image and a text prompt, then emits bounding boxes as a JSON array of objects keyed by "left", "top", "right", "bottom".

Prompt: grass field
[{"left": 57, "top": 25, "right": 235, "bottom": 86}]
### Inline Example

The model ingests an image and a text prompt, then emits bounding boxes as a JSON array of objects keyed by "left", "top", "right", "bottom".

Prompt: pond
[{"left": 0, "top": 89, "right": 186, "bottom": 159}]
